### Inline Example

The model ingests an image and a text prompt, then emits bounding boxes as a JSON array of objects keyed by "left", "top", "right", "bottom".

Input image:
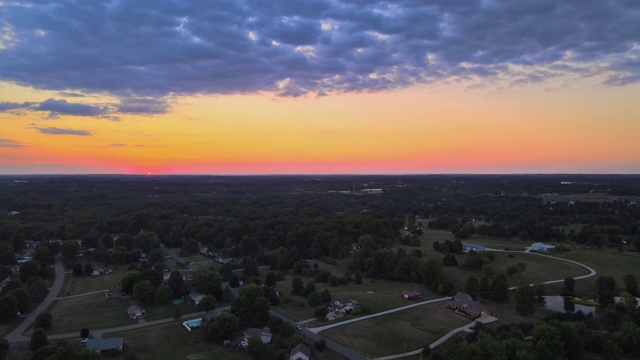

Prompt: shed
[{"left": 402, "top": 290, "right": 422, "bottom": 300}]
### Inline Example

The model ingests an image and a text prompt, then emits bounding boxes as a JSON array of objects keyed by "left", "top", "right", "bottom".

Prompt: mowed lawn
[
  {"left": 109, "top": 323, "right": 247, "bottom": 360},
  {"left": 323, "top": 302, "right": 471, "bottom": 358},
  {"left": 44, "top": 293, "right": 133, "bottom": 335},
  {"left": 60, "top": 268, "right": 125, "bottom": 296}
]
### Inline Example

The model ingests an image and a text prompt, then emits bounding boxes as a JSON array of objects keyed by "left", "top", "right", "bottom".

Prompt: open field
[
  {"left": 322, "top": 302, "right": 471, "bottom": 358},
  {"left": 546, "top": 247, "right": 640, "bottom": 298}
]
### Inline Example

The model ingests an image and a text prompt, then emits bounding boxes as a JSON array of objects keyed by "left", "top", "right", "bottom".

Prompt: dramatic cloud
[
  {"left": 0, "top": 101, "right": 34, "bottom": 111},
  {"left": 35, "top": 127, "right": 92, "bottom": 136},
  {"left": 0, "top": 138, "right": 26, "bottom": 148},
  {"left": 0, "top": 1, "right": 638, "bottom": 100},
  {"left": 34, "top": 98, "right": 109, "bottom": 117}
]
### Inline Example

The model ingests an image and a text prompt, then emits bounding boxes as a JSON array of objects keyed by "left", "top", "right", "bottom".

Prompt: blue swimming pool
[{"left": 186, "top": 320, "right": 201, "bottom": 328}]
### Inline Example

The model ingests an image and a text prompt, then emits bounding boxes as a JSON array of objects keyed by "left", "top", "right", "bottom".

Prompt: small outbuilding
[{"left": 402, "top": 290, "right": 422, "bottom": 300}]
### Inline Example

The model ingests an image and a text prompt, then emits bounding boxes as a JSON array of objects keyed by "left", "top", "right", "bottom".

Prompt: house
[
  {"left": 243, "top": 328, "right": 272, "bottom": 344},
  {"left": 328, "top": 299, "right": 360, "bottom": 314},
  {"left": 531, "top": 242, "right": 555, "bottom": 251},
  {"left": 127, "top": 305, "right": 143, "bottom": 319},
  {"left": 448, "top": 292, "right": 490, "bottom": 318},
  {"left": 461, "top": 242, "right": 486, "bottom": 253},
  {"left": 188, "top": 291, "right": 205, "bottom": 305},
  {"left": 24, "top": 240, "right": 40, "bottom": 248},
  {"left": 402, "top": 290, "right": 422, "bottom": 300},
  {"left": 85, "top": 337, "right": 124, "bottom": 355},
  {"left": 289, "top": 343, "right": 311, "bottom": 360}
]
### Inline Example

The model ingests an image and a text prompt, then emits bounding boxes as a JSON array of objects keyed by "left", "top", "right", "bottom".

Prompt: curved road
[{"left": 5, "top": 255, "right": 65, "bottom": 343}]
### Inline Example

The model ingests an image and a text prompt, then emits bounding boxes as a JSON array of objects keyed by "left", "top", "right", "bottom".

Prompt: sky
[{"left": 1, "top": 1, "right": 639, "bottom": 175}]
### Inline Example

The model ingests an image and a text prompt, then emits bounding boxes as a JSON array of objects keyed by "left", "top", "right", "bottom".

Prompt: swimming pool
[{"left": 182, "top": 317, "right": 203, "bottom": 332}]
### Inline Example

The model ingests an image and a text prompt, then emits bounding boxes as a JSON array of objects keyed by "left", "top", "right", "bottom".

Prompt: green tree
[
  {"left": 8, "top": 287, "right": 30, "bottom": 314},
  {"left": 72, "top": 264, "right": 83, "bottom": 277},
  {"left": 0, "top": 251, "right": 16, "bottom": 266},
  {"left": 198, "top": 295, "right": 217, "bottom": 312},
  {"left": 246, "top": 337, "right": 266, "bottom": 359},
  {"left": 264, "top": 272, "right": 276, "bottom": 287},
  {"left": 133, "top": 280, "right": 155, "bottom": 305},
  {"left": 315, "top": 305, "right": 328, "bottom": 319},
  {"left": 19, "top": 261, "right": 41, "bottom": 283},
  {"left": 465, "top": 275, "right": 480, "bottom": 299},
  {"left": 303, "top": 282, "right": 316, "bottom": 298},
  {"left": 307, "top": 291, "right": 322, "bottom": 307},
  {"left": 193, "top": 268, "right": 222, "bottom": 297},
  {"left": 34, "top": 246, "right": 54, "bottom": 266},
  {"left": 563, "top": 277, "right": 575, "bottom": 297},
  {"left": 207, "top": 312, "right": 240, "bottom": 343},
  {"left": 596, "top": 276, "right": 616, "bottom": 306},
  {"left": 0, "top": 294, "right": 18, "bottom": 323},
  {"left": 354, "top": 271, "right": 363, "bottom": 285},
  {"left": 155, "top": 284, "right": 173, "bottom": 305},
  {"left": 83, "top": 263, "right": 93, "bottom": 276},
  {"left": 229, "top": 274, "right": 240, "bottom": 288},
  {"left": 243, "top": 257, "right": 259, "bottom": 277},
  {"left": 291, "top": 277, "right": 304, "bottom": 295},
  {"left": 623, "top": 274, "right": 638, "bottom": 296},
  {"left": 514, "top": 285, "right": 536, "bottom": 316},
  {"left": 121, "top": 270, "right": 142, "bottom": 294},
  {"left": 147, "top": 248, "right": 165, "bottom": 266},
  {"left": 30, "top": 327, "right": 48, "bottom": 352},
  {"left": 60, "top": 240, "right": 79, "bottom": 266},
  {"left": 491, "top": 273, "right": 509, "bottom": 303},
  {"left": 0, "top": 338, "right": 9, "bottom": 360},
  {"left": 34, "top": 312, "right": 53, "bottom": 330},
  {"left": 167, "top": 270, "right": 184, "bottom": 297}
]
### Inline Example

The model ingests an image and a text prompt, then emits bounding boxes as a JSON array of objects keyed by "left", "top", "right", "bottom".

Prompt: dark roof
[
  {"left": 290, "top": 343, "right": 311, "bottom": 357},
  {"left": 453, "top": 292, "right": 488, "bottom": 314},
  {"left": 86, "top": 338, "right": 123, "bottom": 352},
  {"left": 244, "top": 328, "right": 270, "bottom": 339}
]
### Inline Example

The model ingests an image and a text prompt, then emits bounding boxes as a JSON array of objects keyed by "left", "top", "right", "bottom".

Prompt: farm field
[{"left": 322, "top": 302, "right": 471, "bottom": 358}]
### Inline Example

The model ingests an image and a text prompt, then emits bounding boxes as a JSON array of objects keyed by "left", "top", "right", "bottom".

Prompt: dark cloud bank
[{"left": 0, "top": 1, "right": 638, "bottom": 109}]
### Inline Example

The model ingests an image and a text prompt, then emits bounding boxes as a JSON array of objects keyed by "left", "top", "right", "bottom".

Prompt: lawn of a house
[
  {"left": 322, "top": 302, "right": 472, "bottom": 358},
  {"left": 59, "top": 267, "right": 126, "bottom": 297}
]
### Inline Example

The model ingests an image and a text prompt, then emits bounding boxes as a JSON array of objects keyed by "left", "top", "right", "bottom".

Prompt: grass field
[
  {"left": 546, "top": 247, "right": 640, "bottom": 298},
  {"left": 322, "top": 302, "right": 471, "bottom": 357},
  {"left": 60, "top": 268, "right": 125, "bottom": 296},
  {"left": 44, "top": 293, "right": 133, "bottom": 335}
]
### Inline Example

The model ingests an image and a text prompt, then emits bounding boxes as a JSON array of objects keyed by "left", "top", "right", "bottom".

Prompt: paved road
[{"left": 5, "top": 255, "right": 65, "bottom": 343}]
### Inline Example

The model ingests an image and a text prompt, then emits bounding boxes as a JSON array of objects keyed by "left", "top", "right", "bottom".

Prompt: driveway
[{"left": 5, "top": 255, "right": 65, "bottom": 343}]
